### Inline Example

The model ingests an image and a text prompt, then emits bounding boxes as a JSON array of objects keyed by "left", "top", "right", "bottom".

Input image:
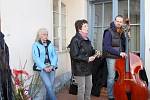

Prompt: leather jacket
[
  {"left": 0, "top": 32, "right": 13, "bottom": 99},
  {"left": 68, "top": 33, "right": 95, "bottom": 76}
]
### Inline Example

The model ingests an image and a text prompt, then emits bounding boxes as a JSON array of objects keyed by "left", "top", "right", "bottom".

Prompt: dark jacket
[
  {"left": 0, "top": 32, "right": 13, "bottom": 100},
  {"left": 68, "top": 33, "right": 95, "bottom": 76},
  {"left": 102, "top": 22, "right": 126, "bottom": 58}
]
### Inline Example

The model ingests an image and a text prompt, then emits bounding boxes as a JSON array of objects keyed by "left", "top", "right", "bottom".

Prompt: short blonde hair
[{"left": 35, "top": 28, "right": 48, "bottom": 41}]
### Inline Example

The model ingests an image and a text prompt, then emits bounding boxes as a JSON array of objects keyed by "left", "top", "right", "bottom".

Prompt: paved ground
[
  {"left": 57, "top": 87, "right": 108, "bottom": 100},
  {"left": 57, "top": 86, "right": 150, "bottom": 100}
]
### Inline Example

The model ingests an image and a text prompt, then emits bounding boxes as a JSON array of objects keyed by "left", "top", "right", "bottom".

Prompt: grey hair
[{"left": 35, "top": 28, "right": 48, "bottom": 41}]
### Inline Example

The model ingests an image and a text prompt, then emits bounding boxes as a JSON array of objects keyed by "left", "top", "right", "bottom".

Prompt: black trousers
[{"left": 91, "top": 57, "right": 108, "bottom": 97}]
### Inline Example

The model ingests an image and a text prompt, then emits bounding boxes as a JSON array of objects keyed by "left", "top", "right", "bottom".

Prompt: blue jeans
[
  {"left": 40, "top": 70, "right": 56, "bottom": 100},
  {"left": 106, "top": 58, "right": 116, "bottom": 99}
]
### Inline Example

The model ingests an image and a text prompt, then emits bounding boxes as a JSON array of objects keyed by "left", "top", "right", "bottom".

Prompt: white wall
[
  {"left": 1, "top": 0, "right": 53, "bottom": 74},
  {"left": 145, "top": 0, "right": 150, "bottom": 84},
  {"left": 56, "top": 0, "right": 88, "bottom": 76},
  {"left": 65, "top": 0, "right": 88, "bottom": 46},
  {"left": 1, "top": 0, "right": 88, "bottom": 76}
]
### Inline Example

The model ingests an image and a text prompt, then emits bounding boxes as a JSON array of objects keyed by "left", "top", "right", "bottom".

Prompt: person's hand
[
  {"left": 44, "top": 66, "right": 52, "bottom": 72},
  {"left": 128, "top": 32, "right": 131, "bottom": 38},
  {"left": 120, "top": 52, "right": 127, "bottom": 58},
  {"left": 95, "top": 50, "right": 101, "bottom": 58},
  {"left": 88, "top": 56, "right": 96, "bottom": 62}
]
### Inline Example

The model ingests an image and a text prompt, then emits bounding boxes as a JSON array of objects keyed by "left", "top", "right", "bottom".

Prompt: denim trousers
[
  {"left": 106, "top": 58, "right": 116, "bottom": 99},
  {"left": 40, "top": 70, "right": 56, "bottom": 100},
  {"left": 75, "top": 75, "right": 92, "bottom": 100}
]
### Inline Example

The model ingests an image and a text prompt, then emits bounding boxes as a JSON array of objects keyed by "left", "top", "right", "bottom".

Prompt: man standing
[{"left": 102, "top": 15, "right": 127, "bottom": 100}]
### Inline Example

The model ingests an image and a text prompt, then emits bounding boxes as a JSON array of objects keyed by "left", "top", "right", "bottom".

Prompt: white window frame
[{"left": 53, "top": 0, "right": 67, "bottom": 52}]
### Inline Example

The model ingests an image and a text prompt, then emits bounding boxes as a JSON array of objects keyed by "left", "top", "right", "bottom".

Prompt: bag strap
[
  {"left": 71, "top": 74, "right": 76, "bottom": 82},
  {"left": 33, "top": 46, "right": 41, "bottom": 71},
  {"left": 71, "top": 75, "right": 76, "bottom": 83},
  {"left": 44, "top": 45, "right": 51, "bottom": 64},
  {"left": 71, "top": 74, "right": 74, "bottom": 79},
  {"left": 37, "top": 46, "right": 40, "bottom": 57}
]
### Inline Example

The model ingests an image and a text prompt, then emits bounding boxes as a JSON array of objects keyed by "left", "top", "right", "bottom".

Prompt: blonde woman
[{"left": 32, "top": 28, "right": 58, "bottom": 100}]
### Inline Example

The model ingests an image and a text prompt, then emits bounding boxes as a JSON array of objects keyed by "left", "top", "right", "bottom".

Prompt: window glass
[
  {"left": 118, "top": 0, "right": 128, "bottom": 18},
  {"left": 130, "top": 0, "right": 140, "bottom": 24},
  {"left": 118, "top": 0, "right": 140, "bottom": 51},
  {"left": 93, "top": 2, "right": 112, "bottom": 51},
  {"left": 53, "top": 0, "right": 59, "bottom": 12}
]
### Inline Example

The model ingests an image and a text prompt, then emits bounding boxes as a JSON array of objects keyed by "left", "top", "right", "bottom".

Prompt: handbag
[
  {"left": 69, "top": 75, "right": 78, "bottom": 95},
  {"left": 33, "top": 63, "right": 41, "bottom": 71}
]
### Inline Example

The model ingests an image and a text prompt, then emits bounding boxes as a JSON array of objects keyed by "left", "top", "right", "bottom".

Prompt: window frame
[{"left": 53, "top": 0, "right": 67, "bottom": 52}]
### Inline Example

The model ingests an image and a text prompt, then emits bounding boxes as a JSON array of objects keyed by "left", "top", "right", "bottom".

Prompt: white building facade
[{"left": 0, "top": 0, "right": 150, "bottom": 87}]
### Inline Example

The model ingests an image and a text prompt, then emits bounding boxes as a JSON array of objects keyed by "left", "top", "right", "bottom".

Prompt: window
[
  {"left": 53, "top": 0, "right": 66, "bottom": 51},
  {"left": 118, "top": 0, "right": 140, "bottom": 51},
  {"left": 91, "top": 1, "right": 112, "bottom": 51},
  {"left": 90, "top": 0, "right": 140, "bottom": 52}
]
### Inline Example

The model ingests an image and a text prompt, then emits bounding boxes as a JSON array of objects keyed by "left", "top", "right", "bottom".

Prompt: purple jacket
[{"left": 102, "top": 22, "right": 126, "bottom": 58}]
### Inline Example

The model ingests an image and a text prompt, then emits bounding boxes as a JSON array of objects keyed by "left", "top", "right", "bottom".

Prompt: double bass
[{"left": 114, "top": 19, "right": 148, "bottom": 100}]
